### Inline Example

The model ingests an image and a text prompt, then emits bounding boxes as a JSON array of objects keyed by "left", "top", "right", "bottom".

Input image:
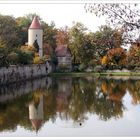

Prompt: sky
[{"left": 0, "top": 3, "right": 107, "bottom": 32}]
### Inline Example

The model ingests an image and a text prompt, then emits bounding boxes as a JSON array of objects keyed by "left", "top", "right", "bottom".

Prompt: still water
[{"left": 0, "top": 76, "right": 140, "bottom": 137}]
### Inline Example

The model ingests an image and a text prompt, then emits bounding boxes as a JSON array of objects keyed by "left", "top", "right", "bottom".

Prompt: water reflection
[
  {"left": 29, "top": 94, "right": 44, "bottom": 133},
  {"left": 0, "top": 76, "right": 140, "bottom": 134}
]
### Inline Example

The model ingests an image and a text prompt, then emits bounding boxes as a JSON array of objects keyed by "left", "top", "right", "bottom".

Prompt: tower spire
[{"left": 29, "top": 16, "right": 42, "bottom": 29}]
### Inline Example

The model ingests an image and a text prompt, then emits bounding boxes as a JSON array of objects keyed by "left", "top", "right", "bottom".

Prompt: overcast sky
[{"left": 0, "top": 3, "right": 107, "bottom": 32}]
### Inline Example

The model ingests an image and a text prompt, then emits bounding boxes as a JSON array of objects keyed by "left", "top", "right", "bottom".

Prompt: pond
[{"left": 0, "top": 76, "right": 140, "bottom": 137}]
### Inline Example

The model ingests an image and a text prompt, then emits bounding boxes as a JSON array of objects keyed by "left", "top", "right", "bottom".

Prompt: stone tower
[{"left": 28, "top": 16, "right": 43, "bottom": 58}]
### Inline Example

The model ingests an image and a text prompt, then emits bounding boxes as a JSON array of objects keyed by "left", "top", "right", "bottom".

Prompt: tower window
[{"left": 36, "top": 34, "right": 37, "bottom": 37}]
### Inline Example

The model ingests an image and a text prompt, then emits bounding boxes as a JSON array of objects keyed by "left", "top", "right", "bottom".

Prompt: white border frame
[
  {"left": 0, "top": 0, "right": 140, "bottom": 139},
  {"left": 0, "top": 0, "right": 140, "bottom": 4}
]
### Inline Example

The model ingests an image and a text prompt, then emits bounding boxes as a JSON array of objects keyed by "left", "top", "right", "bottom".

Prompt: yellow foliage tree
[
  {"left": 101, "top": 55, "right": 108, "bottom": 65},
  {"left": 33, "top": 56, "right": 43, "bottom": 64}
]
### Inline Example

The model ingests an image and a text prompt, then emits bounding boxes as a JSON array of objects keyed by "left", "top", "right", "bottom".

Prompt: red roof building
[
  {"left": 55, "top": 45, "right": 72, "bottom": 71},
  {"left": 29, "top": 16, "right": 42, "bottom": 29},
  {"left": 55, "top": 45, "right": 71, "bottom": 57}
]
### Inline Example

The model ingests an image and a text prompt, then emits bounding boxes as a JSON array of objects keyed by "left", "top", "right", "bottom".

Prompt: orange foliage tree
[
  {"left": 126, "top": 43, "right": 140, "bottom": 69},
  {"left": 105, "top": 47, "right": 127, "bottom": 68}
]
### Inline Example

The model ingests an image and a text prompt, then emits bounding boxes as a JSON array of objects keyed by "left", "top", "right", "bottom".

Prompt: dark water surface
[{"left": 0, "top": 76, "right": 140, "bottom": 137}]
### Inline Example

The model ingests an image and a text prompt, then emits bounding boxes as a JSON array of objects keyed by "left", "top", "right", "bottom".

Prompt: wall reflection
[{"left": 0, "top": 77, "right": 140, "bottom": 132}]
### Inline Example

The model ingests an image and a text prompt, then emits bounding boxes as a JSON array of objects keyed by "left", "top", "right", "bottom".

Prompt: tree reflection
[
  {"left": 127, "top": 80, "right": 140, "bottom": 105},
  {"left": 0, "top": 94, "right": 31, "bottom": 132},
  {"left": 97, "top": 78, "right": 126, "bottom": 120}
]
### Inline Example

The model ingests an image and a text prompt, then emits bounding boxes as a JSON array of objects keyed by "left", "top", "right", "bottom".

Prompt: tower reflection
[{"left": 29, "top": 94, "right": 44, "bottom": 133}]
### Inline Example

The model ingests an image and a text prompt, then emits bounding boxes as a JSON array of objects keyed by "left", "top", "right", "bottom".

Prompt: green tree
[
  {"left": 0, "top": 47, "right": 9, "bottom": 67},
  {"left": 16, "top": 17, "right": 31, "bottom": 45},
  {"left": 69, "top": 22, "right": 87, "bottom": 64},
  {"left": 16, "top": 50, "right": 34, "bottom": 65},
  {"left": 0, "top": 15, "right": 19, "bottom": 48},
  {"left": 43, "top": 22, "right": 57, "bottom": 54},
  {"left": 79, "top": 34, "right": 96, "bottom": 65}
]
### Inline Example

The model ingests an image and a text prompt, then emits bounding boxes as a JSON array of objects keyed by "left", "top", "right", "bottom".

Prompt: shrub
[
  {"left": 58, "top": 64, "right": 70, "bottom": 72},
  {"left": 88, "top": 59, "right": 98, "bottom": 67},
  {"left": 17, "top": 50, "right": 34, "bottom": 65},
  {"left": 101, "top": 55, "right": 108, "bottom": 65},
  {"left": 33, "top": 56, "right": 43, "bottom": 64},
  {"left": 72, "top": 65, "right": 80, "bottom": 72},
  {"left": 0, "top": 47, "right": 9, "bottom": 67},
  {"left": 94, "top": 65, "right": 104, "bottom": 72},
  {"left": 7, "top": 52, "right": 19, "bottom": 65},
  {"left": 79, "top": 63, "right": 87, "bottom": 71},
  {"left": 42, "top": 55, "right": 50, "bottom": 62}
]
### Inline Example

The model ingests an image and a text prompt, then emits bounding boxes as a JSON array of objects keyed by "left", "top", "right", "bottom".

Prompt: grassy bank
[
  {"left": 48, "top": 72, "right": 100, "bottom": 77},
  {"left": 48, "top": 72, "right": 140, "bottom": 77}
]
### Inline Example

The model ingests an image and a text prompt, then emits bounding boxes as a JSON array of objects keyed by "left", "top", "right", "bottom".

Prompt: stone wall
[{"left": 0, "top": 64, "right": 50, "bottom": 85}]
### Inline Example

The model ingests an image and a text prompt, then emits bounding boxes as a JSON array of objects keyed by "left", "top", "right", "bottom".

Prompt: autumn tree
[
  {"left": 126, "top": 43, "right": 140, "bottom": 69},
  {"left": 56, "top": 27, "right": 69, "bottom": 46},
  {"left": 85, "top": 3, "right": 140, "bottom": 43},
  {"left": 91, "top": 25, "right": 124, "bottom": 67},
  {"left": 93, "top": 25, "right": 123, "bottom": 57}
]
